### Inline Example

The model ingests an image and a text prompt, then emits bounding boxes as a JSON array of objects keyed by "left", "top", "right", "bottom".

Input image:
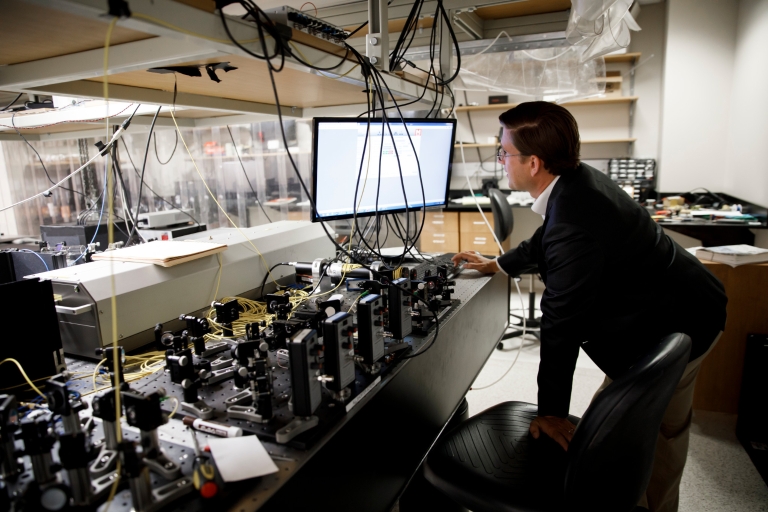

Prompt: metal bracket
[
  {"left": 144, "top": 453, "right": 181, "bottom": 481},
  {"left": 207, "top": 365, "right": 237, "bottom": 385},
  {"left": 224, "top": 390, "right": 253, "bottom": 407},
  {"left": 89, "top": 446, "right": 118, "bottom": 478},
  {"left": 453, "top": 10, "right": 484, "bottom": 40},
  {"left": 151, "top": 476, "right": 194, "bottom": 509},
  {"left": 200, "top": 341, "right": 229, "bottom": 358},
  {"left": 91, "top": 470, "right": 119, "bottom": 501},
  {"left": 276, "top": 415, "right": 319, "bottom": 444},
  {"left": 181, "top": 400, "right": 214, "bottom": 420},
  {"left": 366, "top": 0, "right": 389, "bottom": 71},
  {"left": 227, "top": 405, "right": 269, "bottom": 424},
  {"left": 209, "top": 354, "right": 233, "bottom": 371}
]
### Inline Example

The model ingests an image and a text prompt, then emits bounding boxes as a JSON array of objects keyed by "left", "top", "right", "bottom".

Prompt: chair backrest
[
  {"left": 564, "top": 332, "right": 692, "bottom": 512},
  {"left": 489, "top": 188, "right": 514, "bottom": 243}
]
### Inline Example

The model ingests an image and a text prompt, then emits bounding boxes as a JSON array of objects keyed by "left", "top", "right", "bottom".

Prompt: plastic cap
[{"left": 200, "top": 481, "right": 218, "bottom": 499}]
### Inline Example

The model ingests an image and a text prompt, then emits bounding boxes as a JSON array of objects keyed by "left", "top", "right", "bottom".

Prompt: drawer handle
[
  {"left": 432, "top": 240, "right": 445, "bottom": 244},
  {"left": 474, "top": 237, "right": 487, "bottom": 241},
  {"left": 433, "top": 233, "right": 445, "bottom": 238},
  {"left": 472, "top": 221, "right": 486, "bottom": 225},
  {"left": 433, "top": 214, "right": 444, "bottom": 218},
  {"left": 432, "top": 221, "right": 444, "bottom": 225},
  {"left": 56, "top": 304, "right": 92, "bottom": 316}
]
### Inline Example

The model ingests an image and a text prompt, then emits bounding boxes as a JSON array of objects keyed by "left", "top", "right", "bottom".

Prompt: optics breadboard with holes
[
  {"left": 264, "top": 6, "right": 349, "bottom": 46},
  {"left": 0, "top": 251, "right": 508, "bottom": 512}
]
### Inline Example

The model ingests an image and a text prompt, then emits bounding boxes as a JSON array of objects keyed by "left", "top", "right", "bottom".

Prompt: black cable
[
  {"left": 127, "top": 106, "right": 161, "bottom": 244},
  {"left": 153, "top": 130, "right": 178, "bottom": 165},
  {"left": 366, "top": 61, "right": 428, "bottom": 261},
  {"left": 226, "top": 125, "right": 272, "bottom": 223},
  {"left": 218, "top": 3, "right": 441, "bottom": 341},
  {"left": 434, "top": 0, "right": 461, "bottom": 86},
  {"left": 11, "top": 111, "right": 86, "bottom": 200},
  {"left": 401, "top": 310, "right": 439, "bottom": 359},
  {"left": 389, "top": 0, "right": 423, "bottom": 71},
  {"left": 1, "top": 93, "right": 22, "bottom": 112},
  {"left": 258, "top": 262, "right": 292, "bottom": 299},
  {"left": 219, "top": 3, "right": 284, "bottom": 69},
  {"left": 345, "top": 44, "right": 414, "bottom": 267},
  {"left": 346, "top": 21, "right": 368, "bottom": 39},
  {"left": 121, "top": 139, "right": 200, "bottom": 227}
]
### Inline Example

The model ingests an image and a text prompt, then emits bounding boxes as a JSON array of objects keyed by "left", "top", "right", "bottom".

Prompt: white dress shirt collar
[{"left": 530, "top": 175, "right": 560, "bottom": 219}]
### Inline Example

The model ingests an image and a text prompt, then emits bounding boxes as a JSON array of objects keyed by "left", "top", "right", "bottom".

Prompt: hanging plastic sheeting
[
  {"left": 566, "top": 0, "right": 641, "bottom": 62},
  {"left": 456, "top": 45, "right": 606, "bottom": 103}
]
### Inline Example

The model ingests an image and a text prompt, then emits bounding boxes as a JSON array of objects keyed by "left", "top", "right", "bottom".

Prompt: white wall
[
  {"left": 658, "top": 0, "right": 739, "bottom": 192},
  {"left": 628, "top": 1, "right": 667, "bottom": 160},
  {"left": 723, "top": 0, "right": 768, "bottom": 207}
]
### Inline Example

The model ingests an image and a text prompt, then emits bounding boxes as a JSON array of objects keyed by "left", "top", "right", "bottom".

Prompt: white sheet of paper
[{"left": 207, "top": 435, "right": 279, "bottom": 482}]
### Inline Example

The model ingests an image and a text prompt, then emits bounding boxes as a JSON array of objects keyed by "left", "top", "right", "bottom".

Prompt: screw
[
  {"left": 370, "top": 37, "right": 378, "bottom": 45},
  {"left": 370, "top": 56, "right": 378, "bottom": 65}
]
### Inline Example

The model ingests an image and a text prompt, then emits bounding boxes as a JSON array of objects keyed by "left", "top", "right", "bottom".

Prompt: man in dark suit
[{"left": 452, "top": 102, "right": 727, "bottom": 512}]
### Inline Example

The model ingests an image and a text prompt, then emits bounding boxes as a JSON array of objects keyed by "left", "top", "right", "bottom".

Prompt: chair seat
[{"left": 424, "top": 402, "right": 580, "bottom": 512}]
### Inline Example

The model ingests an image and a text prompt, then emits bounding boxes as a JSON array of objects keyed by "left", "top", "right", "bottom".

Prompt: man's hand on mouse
[{"left": 451, "top": 251, "right": 500, "bottom": 274}]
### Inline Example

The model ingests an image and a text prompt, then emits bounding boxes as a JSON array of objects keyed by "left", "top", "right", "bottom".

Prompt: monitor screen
[{"left": 311, "top": 117, "right": 456, "bottom": 222}]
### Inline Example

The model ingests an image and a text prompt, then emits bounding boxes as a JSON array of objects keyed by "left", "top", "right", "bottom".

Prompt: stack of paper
[
  {"left": 695, "top": 245, "right": 768, "bottom": 267},
  {"left": 92, "top": 240, "right": 227, "bottom": 267}
]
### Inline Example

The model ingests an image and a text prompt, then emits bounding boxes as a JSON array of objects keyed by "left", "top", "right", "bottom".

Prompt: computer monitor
[{"left": 311, "top": 117, "right": 457, "bottom": 222}]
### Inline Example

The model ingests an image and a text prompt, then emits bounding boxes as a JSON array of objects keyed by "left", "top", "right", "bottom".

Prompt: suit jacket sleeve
[
  {"left": 537, "top": 221, "right": 606, "bottom": 417},
  {"left": 496, "top": 226, "right": 544, "bottom": 277}
]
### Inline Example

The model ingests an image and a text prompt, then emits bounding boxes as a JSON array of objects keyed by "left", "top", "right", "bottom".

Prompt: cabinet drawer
[
  {"left": 422, "top": 211, "right": 459, "bottom": 233},
  {"left": 460, "top": 234, "right": 500, "bottom": 256},
  {"left": 460, "top": 212, "right": 494, "bottom": 234},
  {"left": 420, "top": 232, "right": 460, "bottom": 253}
]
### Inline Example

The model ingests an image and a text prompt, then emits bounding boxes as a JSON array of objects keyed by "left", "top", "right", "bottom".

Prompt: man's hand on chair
[
  {"left": 452, "top": 251, "right": 500, "bottom": 274},
  {"left": 530, "top": 416, "right": 577, "bottom": 451}
]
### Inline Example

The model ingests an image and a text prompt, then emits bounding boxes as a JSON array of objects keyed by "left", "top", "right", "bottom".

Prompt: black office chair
[
  {"left": 424, "top": 332, "right": 692, "bottom": 512},
  {"left": 489, "top": 188, "right": 514, "bottom": 245},
  {"left": 489, "top": 189, "right": 541, "bottom": 343}
]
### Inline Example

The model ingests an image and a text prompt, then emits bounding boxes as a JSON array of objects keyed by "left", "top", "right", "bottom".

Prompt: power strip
[{"left": 264, "top": 6, "right": 349, "bottom": 46}]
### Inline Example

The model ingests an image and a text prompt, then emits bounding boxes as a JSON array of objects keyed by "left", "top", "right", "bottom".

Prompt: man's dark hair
[{"left": 498, "top": 101, "right": 581, "bottom": 176}]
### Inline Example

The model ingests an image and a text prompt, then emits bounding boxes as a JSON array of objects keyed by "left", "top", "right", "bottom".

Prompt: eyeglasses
[{"left": 497, "top": 148, "right": 523, "bottom": 163}]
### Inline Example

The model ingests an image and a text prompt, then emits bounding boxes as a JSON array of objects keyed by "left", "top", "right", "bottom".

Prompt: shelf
[
  {"left": 604, "top": 52, "right": 642, "bottom": 63},
  {"left": 455, "top": 96, "right": 638, "bottom": 112},
  {"left": 455, "top": 138, "right": 636, "bottom": 148},
  {"left": 0, "top": 0, "right": 442, "bottom": 134}
]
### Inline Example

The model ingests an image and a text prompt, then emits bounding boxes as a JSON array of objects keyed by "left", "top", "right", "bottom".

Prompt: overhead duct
[
  {"left": 566, "top": 0, "right": 642, "bottom": 62},
  {"left": 455, "top": 43, "right": 606, "bottom": 103}
]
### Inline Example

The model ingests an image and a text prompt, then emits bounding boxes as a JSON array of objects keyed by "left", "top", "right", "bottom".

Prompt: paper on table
[
  {"left": 92, "top": 240, "right": 226, "bottom": 267},
  {"left": 207, "top": 435, "right": 279, "bottom": 482}
]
